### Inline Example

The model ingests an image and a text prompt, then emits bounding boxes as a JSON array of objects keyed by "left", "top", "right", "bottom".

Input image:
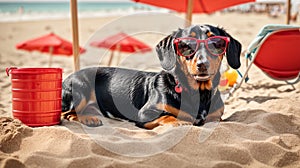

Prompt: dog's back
[
  {"left": 94, "top": 67, "right": 158, "bottom": 121},
  {"left": 62, "top": 67, "right": 176, "bottom": 123}
]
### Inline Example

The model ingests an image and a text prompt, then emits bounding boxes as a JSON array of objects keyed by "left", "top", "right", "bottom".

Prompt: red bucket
[{"left": 6, "top": 67, "right": 62, "bottom": 127}]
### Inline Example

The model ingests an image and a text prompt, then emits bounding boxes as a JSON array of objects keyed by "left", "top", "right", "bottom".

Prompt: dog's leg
[
  {"left": 75, "top": 89, "right": 103, "bottom": 127},
  {"left": 76, "top": 102, "right": 103, "bottom": 127},
  {"left": 61, "top": 93, "right": 87, "bottom": 122},
  {"left": 62, "top": 102, "right": 103, "bottom": 127},
  {"left": 156, "top": 103, "right": 196, "bottom": 122},
  {"left": 62, "top": 90, "right": 103, "bottom": 127},
  {"left": 205, "top": 106, "right": 224, "bottom": 123},
  {"left": 138, "top": 103, "right": 195, "bottom": 129},
  {"left": 204, "top": 89, "right": 224, "bottom": 123}
]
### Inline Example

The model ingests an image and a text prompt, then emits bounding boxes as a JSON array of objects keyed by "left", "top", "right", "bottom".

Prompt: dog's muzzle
[{"left": 193, "top": 74, "right": 210, "bottom": 81}]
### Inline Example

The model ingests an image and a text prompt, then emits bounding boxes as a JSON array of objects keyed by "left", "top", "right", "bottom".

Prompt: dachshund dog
[{"left": 61, "top": 24, "right": 241, "bottom": 129}]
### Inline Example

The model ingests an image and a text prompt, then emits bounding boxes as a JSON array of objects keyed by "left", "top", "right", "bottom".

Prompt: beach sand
[{"left": 0, "top": 12, "right": 300, "bottom": 168}]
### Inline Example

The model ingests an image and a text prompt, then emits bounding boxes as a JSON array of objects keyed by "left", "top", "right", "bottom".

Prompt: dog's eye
[
  {"left": 178, "top": 40, "right": 197, "bottom": 57},
  {"left": 207, "top": 38, "right": 227, "bottom": 55}
]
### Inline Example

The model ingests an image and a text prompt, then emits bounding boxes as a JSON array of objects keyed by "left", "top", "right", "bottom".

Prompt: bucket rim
[
  {"left": 6, "top": 67, "right": 63, "bottom": 76},
  {"left": 12, "top": 98, "right": 62, "bottom": 102},
  {"left": 13, "top": 109, "right": 62, "bottom": 113},
  {"left": 12, "top": 88, "right": 62, "bottom": 92}
]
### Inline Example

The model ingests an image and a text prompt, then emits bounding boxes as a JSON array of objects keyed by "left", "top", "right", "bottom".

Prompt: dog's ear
[
  {"left": 225, "top": 33, "right": 242, "bottom": 69},
  {"left": 156, "top": 29, "right": 182, "bottom": 71}
]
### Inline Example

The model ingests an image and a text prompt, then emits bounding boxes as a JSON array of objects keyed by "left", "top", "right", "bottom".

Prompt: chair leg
[
  {"left": 285, "top": 73, "right": 300, "bottom": 88},
  {"left": 227, "top": 53, "right": 256, "bottom": 97}
]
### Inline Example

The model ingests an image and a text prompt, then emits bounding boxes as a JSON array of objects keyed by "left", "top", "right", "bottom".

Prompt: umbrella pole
[
  {"left": 70, "top": 0, "right": 80, "bottom": 71},
  {"left": 185, "top": 0, "right": 194, "bottom": 27},
  {"left": 286, "top": 0, "right": 291, "bottom": 24},
  {"left": 108, "top": 51, "right": 114, "bottom": 66},
  {"left": 133, "top": 45, "right": 139, "bottom": 53},
  {"left": 49, "top": 46, "right": 53, "bottom": 67}
]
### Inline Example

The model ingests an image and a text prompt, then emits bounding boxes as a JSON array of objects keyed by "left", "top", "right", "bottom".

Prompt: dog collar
[{"left": 175, "top": 79, "right": 218, "bottom": 97}]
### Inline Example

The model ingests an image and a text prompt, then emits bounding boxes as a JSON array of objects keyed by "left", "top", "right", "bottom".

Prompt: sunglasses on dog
[{"left": 174, "top": 36, "right": 230, "bottom": 57}]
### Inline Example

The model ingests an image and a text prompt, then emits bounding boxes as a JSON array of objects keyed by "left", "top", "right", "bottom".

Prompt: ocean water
[{"left": 0, "top": 1, "right": 168, "bottom": 22}]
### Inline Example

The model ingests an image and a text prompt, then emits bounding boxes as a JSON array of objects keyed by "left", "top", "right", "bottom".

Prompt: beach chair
[{"left": 230, "top": 24, "right": 300, "bottom": 95}]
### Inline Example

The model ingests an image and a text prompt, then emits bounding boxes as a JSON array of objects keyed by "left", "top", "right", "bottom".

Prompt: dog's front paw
[
  {"left": 78, "top": 115, "right": 103, "bottom": 127},
  {"left": 158, "top": 115, "right": 193, "bottom": 127},
  {"left": 171, "top": 121, "right": 193, "bottom": 127},
  {"left": 170, "top": 120, "right": 193, "bottom": 127},
  {"left": 194, "top": 119, "right": 205, "bottom": 126}
]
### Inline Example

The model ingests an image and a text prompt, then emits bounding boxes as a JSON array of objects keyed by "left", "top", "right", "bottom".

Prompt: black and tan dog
[{"left": 61, "top": 24, "right": 241, "bottom": 129}]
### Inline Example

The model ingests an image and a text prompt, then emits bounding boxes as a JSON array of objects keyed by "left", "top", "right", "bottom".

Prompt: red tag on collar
[{"left": 175, "top": 85, "right": 182, "bottom": 93}]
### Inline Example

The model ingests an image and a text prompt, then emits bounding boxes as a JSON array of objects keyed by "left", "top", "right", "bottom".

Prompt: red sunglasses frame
[{"left": 174, "top": 36, "right": 230, "bottom": 57}]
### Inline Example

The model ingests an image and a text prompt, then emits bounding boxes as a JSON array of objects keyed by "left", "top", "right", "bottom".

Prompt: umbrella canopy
[
  {"left": 90, "top": 32, "right": 152, "bottom": 53},
  {"left": 16, "top": 33, "right": 85, "bottom": 56},
  {"left": 133, "top": 0, "right": 255, "bottom": 26},
  {"left": 134, "top": 0, "right": 254, "bottom": 13},
  {"left": 90, "top": 32, "right": 152, "bottom": 66},
  {"left": 16, "top": 33, "right": 85, "bottom": 67}
]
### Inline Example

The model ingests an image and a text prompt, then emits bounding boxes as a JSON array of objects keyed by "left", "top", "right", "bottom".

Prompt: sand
[{"left": 0, "top": 12, "right": 300, "bottom": 168}]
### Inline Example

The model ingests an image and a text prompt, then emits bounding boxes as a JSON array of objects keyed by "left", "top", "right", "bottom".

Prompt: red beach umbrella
[
  {"left": 132, "top": 0, "right": 255, "bottom": 26},
  {"left": 90, "top": 32, "right": 152, "bottom": 66},
  {"left": 16, "top": 33, "right": 85, "bottom": 67}
]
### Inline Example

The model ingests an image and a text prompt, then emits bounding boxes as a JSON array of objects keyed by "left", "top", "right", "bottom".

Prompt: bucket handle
[{"left": 6, "top": 67, "right": 17, "bottom": 76}]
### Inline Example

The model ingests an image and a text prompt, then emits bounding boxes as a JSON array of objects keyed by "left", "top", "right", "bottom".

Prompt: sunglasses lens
[
  {"left": 177, "top": 39, "right": 197, "bottom": 57},
  {"left": 207, "top": 38, "right": 227, "bottom": 55}
]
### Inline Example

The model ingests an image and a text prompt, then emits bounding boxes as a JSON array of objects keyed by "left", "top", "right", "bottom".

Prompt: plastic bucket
[{"left": 6, "top": 67, "right": 62, "bottom": 126}]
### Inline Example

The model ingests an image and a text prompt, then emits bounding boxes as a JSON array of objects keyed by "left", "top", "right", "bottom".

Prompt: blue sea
[{"left": 0, "top": 1, "right": 169, "bottom": 22}]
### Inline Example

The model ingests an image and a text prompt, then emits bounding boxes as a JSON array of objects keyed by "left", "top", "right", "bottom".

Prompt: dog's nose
[{"left": 197, "top": 58, "right": 209, "bottom": 71}]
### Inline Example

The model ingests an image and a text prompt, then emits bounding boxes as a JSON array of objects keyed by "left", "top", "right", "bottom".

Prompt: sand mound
[
  {"left": 1, "top": 107, "right": 299, "bottom": 168},
  {"left": 0, "top": 117, "right": 31, "bottom": 168}
]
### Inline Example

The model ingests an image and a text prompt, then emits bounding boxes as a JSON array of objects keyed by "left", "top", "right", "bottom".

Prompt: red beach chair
[{"left": 231, "top": 24, "right": 300, "bottom": 95}]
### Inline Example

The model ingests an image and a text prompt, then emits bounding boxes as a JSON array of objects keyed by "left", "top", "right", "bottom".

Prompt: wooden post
[
  {"left": 48, "top": 46, "right": 53, "bottom": 67},
  {"left": 185, "top": 0, "right": 194, "bottom": 27},
  {"left": 108, "top": 51, "right": 114, "bottom": 66},
  {"left": 70, "top": 0, "right": 80, "bottom": 71},
  {"left": 286, "top": 0, "right": 291, "bottom": 24}
]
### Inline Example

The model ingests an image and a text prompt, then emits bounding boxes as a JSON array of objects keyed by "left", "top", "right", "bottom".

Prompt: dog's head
[{"left": 156, "top": 24, "right": 242, "bottom": 90}]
